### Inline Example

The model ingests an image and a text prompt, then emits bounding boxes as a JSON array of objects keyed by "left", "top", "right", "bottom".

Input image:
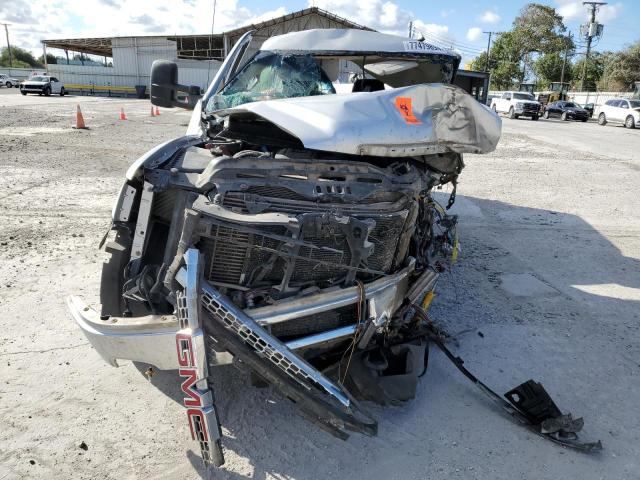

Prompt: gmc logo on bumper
[{"left": 175, "top": 329, "right": 222, "bottom": 466}]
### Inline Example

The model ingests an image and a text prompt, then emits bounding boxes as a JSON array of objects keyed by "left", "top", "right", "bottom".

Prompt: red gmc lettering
[
  {"left": 176, "top": 323, "right": 212, "bottom": 459},
  {"left": 176, "top": 333, "right": 195, "bottom": 367},
  {"left": 180, "top": 368, "right": 202, "bottom": 407}
]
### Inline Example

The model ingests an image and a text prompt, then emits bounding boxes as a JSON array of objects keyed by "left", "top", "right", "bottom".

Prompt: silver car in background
[{"left": 597, "top": 98, "right": 640, "bottom": 129}]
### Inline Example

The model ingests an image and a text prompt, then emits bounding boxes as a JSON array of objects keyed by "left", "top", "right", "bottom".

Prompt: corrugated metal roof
[
  {"left": 42, "top": 7, "right": 371, "bottom": 59},
  {"left": 224, "top": 7, "right": 371, "bottom": 37}
]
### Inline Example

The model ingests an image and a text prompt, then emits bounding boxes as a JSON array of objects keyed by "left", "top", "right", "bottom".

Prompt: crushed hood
[{"left": 217, "top": 84, "right": 501, "bottom": 157}]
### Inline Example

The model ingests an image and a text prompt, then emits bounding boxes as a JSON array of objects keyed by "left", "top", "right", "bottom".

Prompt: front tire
[
  {"left": 508, "top": 107, "right": 516, "bottom": 119},
  {"left": 531, "top": 115, "right": 539, "bottom": 121},
  {"left": 59, "top": 87, "right": 65, "bottom": 96},
  {"left": 6, "top": 81, "right": 12, "bottom": 88},
  {"left": 598, "top": 113, "right": 607, "bottom": 126},
  {"left": 561, "top": 112, "right": 568, "bottom": 121},
  {"left": 21, "top": 91, "right": 27, "bottom": 96},
  {"left": 44, "top": 86, "right": 51, "bottom": 96},
  {"left": 543, "top": 110, "right": 549, "bottom": 119},
  {"left": 625, "top": 115, "right": 636, "bottom": 129}
]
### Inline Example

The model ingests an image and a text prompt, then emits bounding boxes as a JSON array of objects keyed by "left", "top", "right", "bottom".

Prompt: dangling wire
[{"left": 340, "top": 280, "right": 366, "bottom": 384}]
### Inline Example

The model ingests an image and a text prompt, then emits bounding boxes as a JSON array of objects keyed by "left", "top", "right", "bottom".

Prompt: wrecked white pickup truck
[{"left": 67, "top": 29, "right": 600, "bottom": 470}]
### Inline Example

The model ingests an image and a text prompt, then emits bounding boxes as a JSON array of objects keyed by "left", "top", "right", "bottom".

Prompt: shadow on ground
[{"left": 137, "top": 195, "right": 639, "bottom": 479}]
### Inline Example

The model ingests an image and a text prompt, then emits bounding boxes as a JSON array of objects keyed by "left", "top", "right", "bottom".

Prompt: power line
[
  {"left": 419, "top": 30, "right": 485, "bottom": 53},
  {"left": 407, "top": 24, "right": 486, "bottom": 54},
  {"left": 419, "top": 33, "right": 485, "bottom": 57}
]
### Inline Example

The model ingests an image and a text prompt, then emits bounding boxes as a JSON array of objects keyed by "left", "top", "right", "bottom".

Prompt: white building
[{"left": 42, "top": 8, "right": 368, "bottom": 97}]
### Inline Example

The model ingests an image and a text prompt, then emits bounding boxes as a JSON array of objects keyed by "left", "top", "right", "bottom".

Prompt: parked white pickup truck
[
  {"left": 490, "top": 91, "right": 541, "bottom": 120},
  {"left": 0, "top": 74, "right": 19, "bottom": 88}
]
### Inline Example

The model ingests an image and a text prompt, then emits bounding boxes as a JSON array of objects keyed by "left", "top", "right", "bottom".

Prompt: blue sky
[{"left": 1, "top": 0, "right": 636, "bottom": 63}]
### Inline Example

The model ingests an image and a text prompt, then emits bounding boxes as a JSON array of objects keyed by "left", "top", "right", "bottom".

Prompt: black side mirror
[{"left": 150, "top": 60, "right": 202, "bottom": 110}]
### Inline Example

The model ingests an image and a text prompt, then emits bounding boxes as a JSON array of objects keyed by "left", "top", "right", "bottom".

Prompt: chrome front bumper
[
  {"left": 67, "top": 296, "right": 182, "bottom": 369},
  {"left": 68, "top": 259, "right": 430, "bottom": 370}
]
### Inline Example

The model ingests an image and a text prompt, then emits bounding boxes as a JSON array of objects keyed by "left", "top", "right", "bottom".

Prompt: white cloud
[
  {"left": 311, "top": 0, "right": 451, "bottom": 41},
  {"left": 1, "top": 0, "right": 288, "bottom": 55},
  {"left": 478, "top": 10, "right": 501, "bottom": 24},
  {"left": 310, "top": 0, "right": 408, "bottom": 34},
  {"left": 598, "top": 3, "right": 622, "bottom": 22},
  {"left": 414, "top": 21, "right": 449, "bottom": 38},
  {"left": 556, "top": 1, "right": 621, "bottom": 22},
  {"left": 2, "top": 0, "right": 458, "bottom": 58},
  {"left": 466, "top": 27, "right": 483, "bottom": 42},
  {"left": 440, "top": 9, "right": 456, "bottom": 18},
  {"left": 556, "top": 1, "right": 583, "bottom": 20}
]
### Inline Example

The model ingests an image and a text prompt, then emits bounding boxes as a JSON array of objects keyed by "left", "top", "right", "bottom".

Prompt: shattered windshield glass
[{"left": 205, "top": 52, "right": 335, "bottom": 113}]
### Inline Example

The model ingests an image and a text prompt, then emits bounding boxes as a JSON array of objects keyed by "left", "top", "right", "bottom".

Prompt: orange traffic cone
[
  {"left": 150, "top": 105, "right": 155, "bottom": 117},
  {"left": 73, "top": 104, "right": 87, "bottom": 129},
  {"left": 155, "top": 106, "right": 160, "bottom": 116},
  {"left": 119, "top": 108, "right": 127, "bottom": 120}
]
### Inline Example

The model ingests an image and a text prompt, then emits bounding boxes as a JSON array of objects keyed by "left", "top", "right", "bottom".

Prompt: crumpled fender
[
  {"left": 216, "top": 83, "right": 501, "bottom": 157},
  {"left": 125, "top": 134, "right": 202, "bottom": 181}
]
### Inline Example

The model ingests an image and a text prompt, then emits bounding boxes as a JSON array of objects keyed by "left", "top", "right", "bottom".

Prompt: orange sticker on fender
[{"left": 394, "top": 97, "right": 421, "bottom": 125}]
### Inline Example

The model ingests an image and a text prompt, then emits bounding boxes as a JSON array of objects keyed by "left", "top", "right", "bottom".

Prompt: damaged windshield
[{"left": 205, "top": 52, "right": 335, "bottom": 113}]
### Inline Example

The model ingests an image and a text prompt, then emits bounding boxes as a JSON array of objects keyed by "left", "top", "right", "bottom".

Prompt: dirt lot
[{"left": 1, "top": 87, "right": 639, "bottom": 479}]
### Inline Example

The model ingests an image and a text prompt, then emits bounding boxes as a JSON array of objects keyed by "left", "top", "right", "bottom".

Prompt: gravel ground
[{"left": 0, "top": 87, "right": 639, "bottom": 479}]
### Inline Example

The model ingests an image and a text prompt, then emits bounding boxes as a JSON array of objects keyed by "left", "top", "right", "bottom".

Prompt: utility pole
[
  {"left": 560, "top": 31, "right": 573, "bottom": 84},
  {"left": 580, "top": 2, "right": 607, "bottom": 91},
  {"left": 408, "top": 21, "right": 413, "bottom": 39},
  {"left": 482, "top": 31, "right": 503, "bottom": 72},
  {"left": 1, "top": 23, "right": 12, "bottom": 67}
]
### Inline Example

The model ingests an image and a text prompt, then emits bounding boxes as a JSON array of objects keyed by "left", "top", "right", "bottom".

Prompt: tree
[
  {"left": 512, "top": 4, "right": 567, "bottom": 54},
  {"left": 473, "top": 3, "right": 571, "bottom": 89},
  {"left": 37, "top": 53, "right": 58, "bottom": 65},
  {"left": 572, "top": 51, "right": 610, "bottom": 91},
  {"left": 0, "top": 46, "right": 43, "bottom": 68},
  {"left": 599, "top": 41, "right": 640, "bottom": 91},
  {"left": 469, "top": 51, "right": 521, "bottom": 90},
  {"left": 534, "top": 52, "right": 571, "bottom": 87}
]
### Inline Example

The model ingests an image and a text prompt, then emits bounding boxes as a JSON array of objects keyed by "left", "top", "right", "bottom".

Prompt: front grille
[
  {"left": 200, "top": 200, "right": 408, "bottom": 289},
  {"left": 366, "top": 216, "right": 405, "bottom": 271},
  {"left": 522, "top": 104, "right": 539, "bottom": 114},
  {"left": 199, "top": 225, "right": 286, "bottom": 286}
]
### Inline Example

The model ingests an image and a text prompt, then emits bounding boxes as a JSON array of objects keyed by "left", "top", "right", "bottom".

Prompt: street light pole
[
  {"left": 483, "top": 31, "right": 492, "bottom": 72},
  {"left": 482, "top": 31, "right": 504, "bottom": 72},
  {"left": 1, "top": 23, "right": 12, "bottom": 67},
  {"left": 580, "top": 2, "right": 607, "bottom": 91},
  {"left": 560, "top": 31, "right": 573, "bottom": 84}
]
